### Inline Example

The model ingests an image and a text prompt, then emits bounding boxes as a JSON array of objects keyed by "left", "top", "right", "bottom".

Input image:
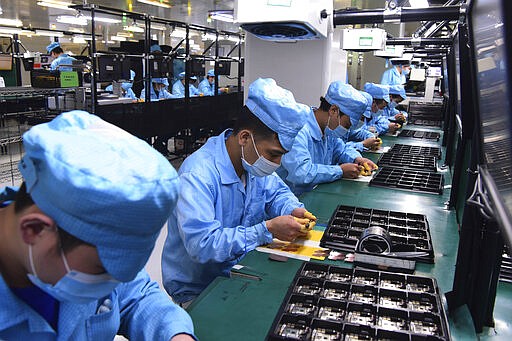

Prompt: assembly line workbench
[{"left": 187, "top": 124, "right": 512, "bottom": 341}]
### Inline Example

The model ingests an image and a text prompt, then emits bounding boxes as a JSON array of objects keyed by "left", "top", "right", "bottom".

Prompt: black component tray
[
  {"left": 370, "top": 167, "right": 444, "bottom": 195},
  {"left": 377, "top": 153, "right": 438, "bottom": 172},
  {"left": 319, "top": 205, "right": 434, "bottom": 263},
  {"left": 389, "top": 144, "right": 441, "bottom": 158},
  {"left": 500, "top": 247, "right": 512, "bottom": 283},
  {"left": 266, "top": 264, "right": 450, "bottom": 340},
  {"left": 409, "top": 119, "right": 443, "bottom": 127},
  {"left": 399, "top": 129, "right": 441, "bottom": 141}
]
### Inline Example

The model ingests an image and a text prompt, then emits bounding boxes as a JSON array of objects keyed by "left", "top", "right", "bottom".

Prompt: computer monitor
[
  {"left": 189, "top": 56, "right": 205, "bottom": 76},
  {"left": 97, "top": 55, "right": 124, "bottom": 82},
  {"left": 216, "top": 61, "right": 231, "bottom": 76},
  {"left": 149, "top": 55, "right": 173, "bottom": 78},
  {"left": 22, "top": 57, "right": 34, "bottom": 71},
  {"left": 409, "top": 68, "right": 426, "bottom": 81}
]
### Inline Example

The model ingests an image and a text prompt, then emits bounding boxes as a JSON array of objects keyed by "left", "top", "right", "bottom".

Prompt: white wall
[{"left": 244, "top": 30, "right": 347, "bottom": 106}]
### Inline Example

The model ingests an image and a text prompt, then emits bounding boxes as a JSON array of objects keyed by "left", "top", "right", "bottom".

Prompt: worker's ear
[
  {"left": 238, "top": 129, "right": 252, "bottom": 147},
  {"left": 329, "top": 105, "right": 340, "bottom": 118},
  {"left": 19, "top": 213, "right": 56, "bottom": 245}
]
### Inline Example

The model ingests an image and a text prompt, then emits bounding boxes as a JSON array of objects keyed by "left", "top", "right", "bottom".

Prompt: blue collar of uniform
[
  {"left": 215, "top": 129, "right": 242, "bottom": 185},
  {"left": 307, "top": 108, "right": 323, "bottom": 142},
  {"left": 0, "top": 275, "right": 55, "bottom": 335}
]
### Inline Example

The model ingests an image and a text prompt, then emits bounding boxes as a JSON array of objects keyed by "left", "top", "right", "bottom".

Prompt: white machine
[
  {"left": 374, "top": 44, "right": 404, "bottom": 58},
  {"left": 236, "top": 0, "right": 346, "bottom": 106},
  {"left": 341, "top": 28, "right": 387, "bottom": 52}
]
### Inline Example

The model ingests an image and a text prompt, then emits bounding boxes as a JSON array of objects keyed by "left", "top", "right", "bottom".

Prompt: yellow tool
[
  {"left": 294, "top": 212, "right": 317, "bottom": 232},
  {"left": 376, "top": 137, "right": 382, "bottom": 146},
  {"left": 359, "top": 162, "right": 376, "bottom": 176},
  {"left": 304, "top": 210, "right": 317, "bottom": 221}
]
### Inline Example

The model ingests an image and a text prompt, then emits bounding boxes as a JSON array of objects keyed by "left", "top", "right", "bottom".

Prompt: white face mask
[
  {"left": 325, "top": 115, "right": 349, "bottom": 140},
  {"left": 389, "top": 101, "right": 398, "bottom": 109},
  {"left": 27, "top": 242, "right": 119, "bottom": 304},
  {"left": 241, "top": 134, "right": 280, "bottom": 177}
]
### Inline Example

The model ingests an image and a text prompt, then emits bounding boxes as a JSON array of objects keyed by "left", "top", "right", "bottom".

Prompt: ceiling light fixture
[
  {"left": 82, "top": 15, "right": 122, "bottom": 24},
  {"left": 37, "top": 0, "right": 74, "bottom": 11},
  {"left": 56, "top": 15, "right": 88, "bottom": 26},
  {"left": 0, "top": 18, "right": 23, "bottom": 27},
  {"left": 35, "top": 29, "right": 64, "bottom": 37},
  {"left": 208, "top": 10, "right": 234, "bottom": 23},
  {"left": 137, "top": 0, "right": 172, "bottom": 9},
  {"left": 124, "top": 24, "right": 144, "bottom": 33},
  {"left": 111, "top": 35, "right": 127, "bottom": 41},
  {"left": 0, "top": 27, "right": 22, "bottom": 35},
  {"left": 408, "top": 0, "right": 429, "bottom": 8}
]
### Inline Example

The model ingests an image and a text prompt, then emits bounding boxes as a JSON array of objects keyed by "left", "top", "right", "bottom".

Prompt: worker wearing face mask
[
  {"left": 197, "top": 70, "right": 227, "bottom": 96},
  {"left": 0, "top": 111, "right": 195, "bottom": 340},
  {"left": 105, "top": 70, "right": 137, "bottom": 100},
  {"left": 380, "top": 57, "right": 411, "bottom": 85},
  {"left": 361, "top": 83, "right": 400, "bottom": 135},
  {"left": 140, "top": 78, "right": 176, "bottom": 101},
  {"left": 46, "top": 42, "right": 76, "bottom": 72},
  {"left": 162, "top": 78, "right": 316, "bottom": 306},
  {"left": 276, "top": 81, "right": 378, "bottom": 196},
  {"left": 383, "top": 84, "right": 408, "bottom": 122},
  {"left": 343, "top": 91, "right": 382, "bottom": 152},
  {"left": 172, "top": 72, "right": 200, "bottom": 98}
]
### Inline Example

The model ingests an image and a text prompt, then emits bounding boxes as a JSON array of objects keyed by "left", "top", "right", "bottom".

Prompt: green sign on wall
[{"left": 60, "top": 71, "right": 79, "bottom": 88}]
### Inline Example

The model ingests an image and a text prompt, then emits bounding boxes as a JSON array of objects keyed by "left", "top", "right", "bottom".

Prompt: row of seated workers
[
  {"left": 44, "top": 42, "right": 227, "bottom": 101},
  {"left": 0, "top": 49, "right": 411, "bottom": 339}
]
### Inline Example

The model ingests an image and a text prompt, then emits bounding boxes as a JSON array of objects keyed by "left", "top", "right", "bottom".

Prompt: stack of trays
[
  {"left": 377, "top": 153, "right": 437, "bottom": 172},
  {"left": 398, "top": 130, "right": 441, "bottom": 141},
  {"left": 388, "top": 144, "right": 441, "bottom": 158},
  {"left": 500, "top": 247, "right": 512, "bottom": 283},
  {"left": 266, "top": 263, "right": 450, "bottom": 341},
  {"left": 319, "top": 205, "right": 434, "bottom": 263},
  {"left": 369, "top": 167, "right": 444, "bottom": 195},
  {"left": 408, "top": 103, "right": 444, "bottom": 128}
]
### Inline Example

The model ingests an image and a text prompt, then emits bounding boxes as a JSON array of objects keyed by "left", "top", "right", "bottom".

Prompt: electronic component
[
  {"left": 317, "top": 306, "right": 345, "bottom": 321},
  {"left": 350, "top": 291, "right": 376, "bottom": 304},
  {"left": 278, "top": 323, "right": 310, "bottom": 339},
  {"left": 327, "top": 272, "right": 351, "bottom": 282},
  {"left": 295, "top": 284, "right": 322, "bottom": 296},
  {"left": 311, "top": 328, "right": 341, "bottom": 341},
  {"left": 408, "top": 299, "right": 435, "bottom": 313},
  {"left": 287, "top": 302, "right": 316, "bottom": 316},
  {"left": 347, "top": 310, "right": 374, "bottom": 325},
  {"left": 379, "top": 295, "right": 406, "bottom": 309},
  {"left": 410, "top": 319, "right": 440, "bottom": 335},
  {"left": 322, "top": 288, "right": 348, "bottom": 301},
  {"left": 377, "top": 315, "right": 408, "bottom": 331}
]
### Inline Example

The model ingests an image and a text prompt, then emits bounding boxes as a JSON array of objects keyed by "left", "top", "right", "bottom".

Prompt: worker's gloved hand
[
  {"left": 266, "top": 215, "right": 307, "bottom": 242},
  {"left": 362, "top": 137, "right": 382, "bottom": 150},
  {"left": 341, "top": 163, "right": 361, "bottom": 179},
  {"left": 388, "top": 123, "right": 401, "bottom": 133},
  {"left": 355, "top": 157, "right": 378, "bottom": 171}
]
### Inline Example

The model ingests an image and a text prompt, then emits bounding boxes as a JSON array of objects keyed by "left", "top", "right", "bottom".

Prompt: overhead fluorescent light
[
  {"left": 111, "top": 35, "right": 127, "bottom": 41},
  {"left": 68, "top": 27, "right": 85, "bottom": 33},
  {"left": 409, "top": 0, "right": 429, "bottom": 8},
  {"left": 35, "top": 29, "right": 64, "bottom": 37},
  {"left": 82, "top": 15, "right": 122, "bottom": 24},
  {"left": 170, "top": 28, "right": 186, "bottom": 38},
  {"left": 72, "top": 36, "right": 87, "bottom": 44},
  {"left": 137, "top": 0, "right": 172, "bottom": 9},
  {"left": 202, "top": 33, "right": 217, "bottom": 41},
  {"left": 208, "top": 10, "right": 234, "bottom": 23},
  {"left": 0, "top": 18, "right": 23, "bottom": 27},
  {"left": 57, "top": 15, "right": 88, "bottom": 26},
  {"left": 0, "top": 27, "right": 22, "bottom": 35},
  {"left": 116, "top": 31, "right": 134, "bottom": 38},
  {"left": 134, "top": 22, "right": 167, "bottom": 31},
  {"left": 37, "top": 0, "right": 74, "bottom": 11},
  {"left": 124, "top": 25, "right": 144, "bottom": 33}
]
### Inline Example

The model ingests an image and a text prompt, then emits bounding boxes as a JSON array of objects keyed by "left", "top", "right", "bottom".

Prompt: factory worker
[
  {"left": 343, "top": 91, "right": 382, "bottom": 152},
  {"left": 46, "top": 42, "right": 76, "bottom": 72},
  {"left": 105, "top": 70, "right": 137, "bottom": 100},
  {"left": 0, "top": 111, "right": 195, "bottom": 340},
  {"left": 380, "top": 58, "right": 411, "bottom": 85},
  {"left": 162, "top": 78, "right": 315, "bottom": 305},
  {"left": 384, "top": 84, "right": 408, "bottom": 122},
  {"left": 363, "top": 82, "right": 400, "bottom": 135},
  {"left": 141, "top": 77, "right": 176, "bottom": 101},
  {"left": 172, "top": 72, "right": 200, "bottom": 98},
  {"left": 198, "top": 70, "right": 227, "bottom": 96},
  {"left": 277, "top": 81, "right": 378, "bottom": 196}
]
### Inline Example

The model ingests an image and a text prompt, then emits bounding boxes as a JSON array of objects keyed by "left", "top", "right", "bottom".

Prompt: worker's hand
[
  {"left": 388, "top": 123, "right": 401, "bottom": 133},
  {"left": 362, "top": 137, "right": 382, "bottom": 150},
  {"left": 340, "top": 163, "right": 361, "bottom": 179},
  {"left": 355, "top": 157, "right": 378, "bottom": 169},
  {"left": 266, "top": 215, "right": 307, "bottom": 242},
  {"left": 171, "top": 334, "right": 195, "bottom": 341},
  {"left": 291, "top": 208, "right": 317, "bottom": 221},
  {"left": 395, "top": 113, "right": 406, "bottom": 123}
]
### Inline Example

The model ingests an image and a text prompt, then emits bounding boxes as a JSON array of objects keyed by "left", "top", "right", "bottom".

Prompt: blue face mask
[
  {"left": 352, "top": 119, "right": 365, "bottom": 131},
  {"left": 27, "top": 243, "right": 120, "bottom": 304},
  {"left": 389, "top": 101, "right": 398, "bottom": 109},
  {"left": 402, "top": 68, "right": 410, "bottom": 76},
  {"left": 241, "top": 134, "right": 280, "bottom": 177}
]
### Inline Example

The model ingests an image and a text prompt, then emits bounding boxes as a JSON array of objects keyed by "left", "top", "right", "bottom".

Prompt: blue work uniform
[
  {"left": 105, "top": 84, "right": 137, "bottom": 100},
  {"left": 276, "top": 109, "right": 362, "bottom": 196},
  {"left": 50, "top": 54, "right": 76, "bottom": 72},
  {"left": 346, "top": 127, "right": 375, "bottom": 152},
  {"left": 172, "top": 80, "right": 200, "bottom": 98},
  {"left": 382, "top": 105, "right": 408, "bottom": 120},
  {"left": 0, "top": 187, "right": 195, "bottom": 341},
  {"left": 162, "top": 129, "right": 303, "bottom": 303},
  {"left": 0, "top": 271, "right": 195, "bottom": 340},
  {"left": 362, "top": 114, "right": 390, "bottom": 135},
  {"left": 197, "top": 78, "right": 220, "bottom": 96},
  {"left": 140, "top": 86, "right": 175, "bottom": 101},
  {"left": 381, "top": 67, "right": 406, "bottom": 85}
]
